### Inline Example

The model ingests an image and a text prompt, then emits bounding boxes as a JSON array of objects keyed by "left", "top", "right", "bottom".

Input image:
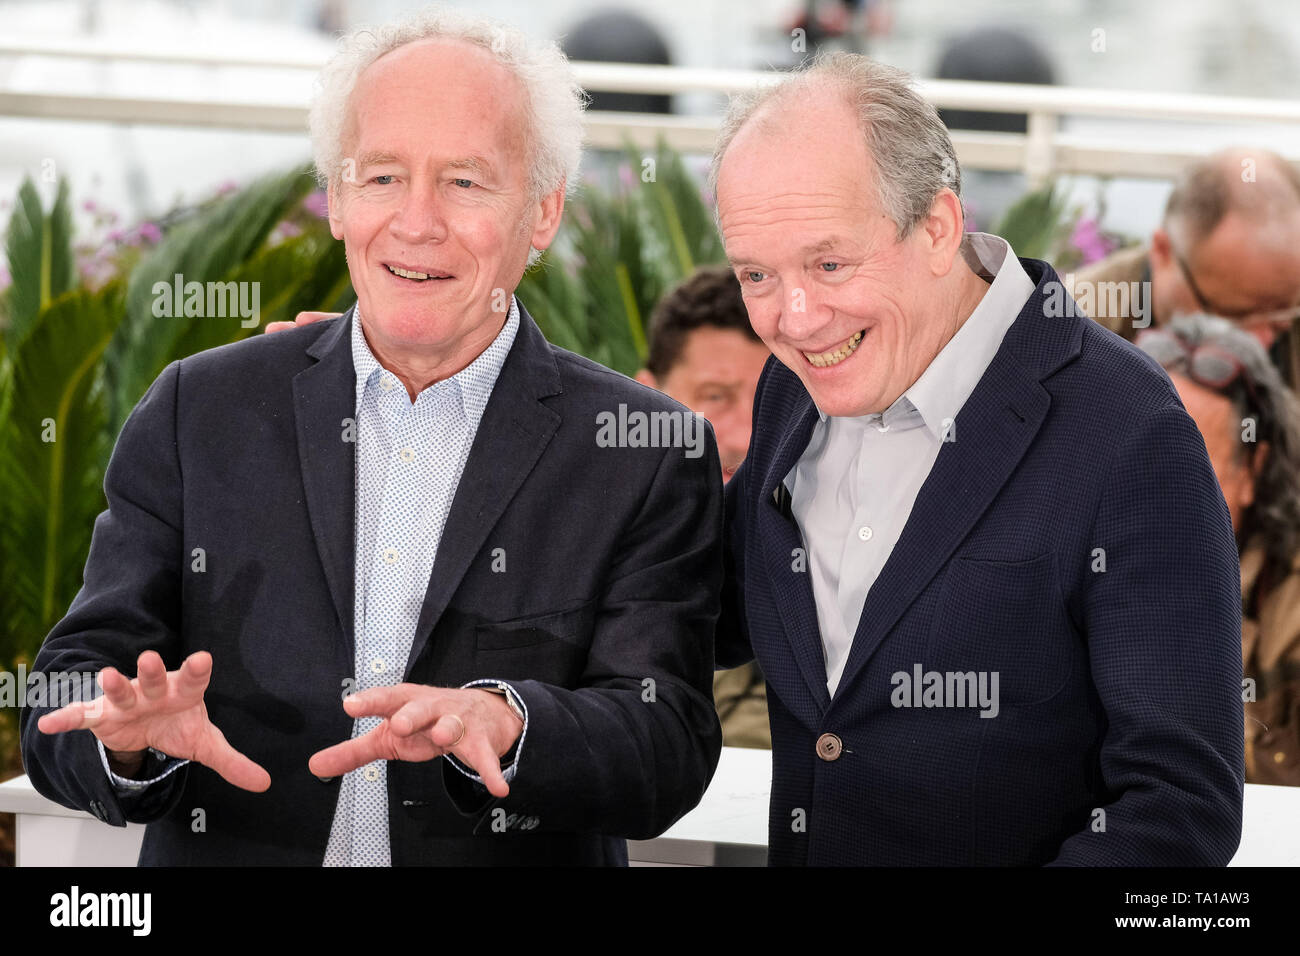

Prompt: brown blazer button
[{"left": 816, "top": 733, "right": 843, "bottom": 761}]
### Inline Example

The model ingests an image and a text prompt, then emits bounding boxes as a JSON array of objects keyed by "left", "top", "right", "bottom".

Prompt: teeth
[
  {"left": 387, "top": 264, "right": 439, "bottom": 280},
  {"left": 804, "top": 331, "right": 864, "bottom": 368}
]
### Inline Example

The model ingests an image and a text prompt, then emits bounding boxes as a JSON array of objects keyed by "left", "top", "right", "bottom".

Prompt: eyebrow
[
  {"left": 355, "top": 151, "right": 400, "bottom": 169},
  {"left": 446, "top": 156, "right": 497, "bottom": 179},
  {"left": 353, "top": 153, "right": 496, "bottom": 177},
  {"left": 726, "top": 238, "right": 844, "bottom": 266}
]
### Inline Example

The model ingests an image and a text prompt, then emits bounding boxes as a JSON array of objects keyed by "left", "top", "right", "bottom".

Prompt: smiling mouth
[
  {"left": 803, "top": 330, "right": 865, "bottom": 368},
  {"left": 385, "top": 264, "right": 452, "bottom": 281}
]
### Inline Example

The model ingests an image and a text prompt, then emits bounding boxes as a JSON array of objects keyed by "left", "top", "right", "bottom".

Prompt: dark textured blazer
[
  {"left": 21, "top": 303, "right": 724, "bottom": 865},
  {"left": 719, "top": 257, "right": 1245, "bottom": 866}
]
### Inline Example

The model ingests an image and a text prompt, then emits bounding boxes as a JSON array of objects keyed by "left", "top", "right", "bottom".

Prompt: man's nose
[
  {"left": 777, "top": 285, "right": 830, "bottom": 340},
  {"left": 389, "top": 184, "right": 449, "bottom": 244}
]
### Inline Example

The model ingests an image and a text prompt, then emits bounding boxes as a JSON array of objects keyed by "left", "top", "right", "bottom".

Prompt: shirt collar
[
  {"left": 351, "top": 295, "right": 520, "bottom": 431},
  {"left": 812, "top": 232, "right": 1035, "bottom": 441}
]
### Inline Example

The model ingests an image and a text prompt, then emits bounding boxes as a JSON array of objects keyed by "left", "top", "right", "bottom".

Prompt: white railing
[{"left": 3, "top": 38, "right": 1300, "bottom": 184}]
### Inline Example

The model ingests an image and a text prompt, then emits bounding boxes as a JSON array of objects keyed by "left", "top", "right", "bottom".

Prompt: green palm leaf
[
  {"left": 0, "top": 283, "right": 123, "bottom": 669},
  {"left": 108, "top": 165, "right": 317, "bottom": 431},
  {"left": 1, "top": 177, "right": 77, "bottom": 351}
]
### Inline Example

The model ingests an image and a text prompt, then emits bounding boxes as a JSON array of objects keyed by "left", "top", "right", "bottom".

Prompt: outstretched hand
[
  {"left": 309, "top": 685, "right": 522, "bottom": 798},
  {"left": 37, "top": 650, "right": 271, "bottom": 792}
]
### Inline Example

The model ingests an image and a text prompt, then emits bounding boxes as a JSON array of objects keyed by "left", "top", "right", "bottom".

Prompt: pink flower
[
  {"left": 1070, "top": 217, "right": 1115, "bottom": 265},
  {"left": 303, "top": 190, "right": 329, "bottom": 219},
  {"left": 138, "top": 222, "right": 162, "bottom": 243}
]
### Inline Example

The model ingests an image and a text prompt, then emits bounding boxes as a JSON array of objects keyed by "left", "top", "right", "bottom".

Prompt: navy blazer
[
  {"left": 21, "top": 303, "right": 724, "bottom": 865},
  {"left": 720, "top": 257, "right": 1245, "bottom": 866}
]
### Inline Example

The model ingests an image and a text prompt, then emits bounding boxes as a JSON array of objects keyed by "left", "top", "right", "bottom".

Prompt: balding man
[
  {"left": 715, "top": 53, "right": 1244, "bottom": 865},
  {"left": 1069, "top": 148, "right": 1300, "bottom": 383}
]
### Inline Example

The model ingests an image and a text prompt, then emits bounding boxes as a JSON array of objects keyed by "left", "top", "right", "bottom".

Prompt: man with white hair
[
  {"left": 22, "top": 7, "right": 724, "bottom": 865},
  {"left": 714, "top": 53, "right": 1244, "bottom": 865}
]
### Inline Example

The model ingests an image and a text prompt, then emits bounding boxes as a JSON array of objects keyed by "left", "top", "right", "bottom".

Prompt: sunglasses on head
[{"left": 1136, "top": 328, "right": 1265, "bottom": 425}]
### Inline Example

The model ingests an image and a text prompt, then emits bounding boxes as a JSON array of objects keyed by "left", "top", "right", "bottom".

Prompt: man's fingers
[
  {"left": 389, "top": 697, "right": 444, "bottom": 737},
  {"left": 36, "top": 700, "right": 97, "bottom": 735},
  {"left": 136, "top": 650, "right": 168, "bottom": 700},
  {"left": 98, "top": 666, "right": 138, "bottom": 711},
  {"left": 308, "top": 726, "right": 391, "bottom": 778},
  {"left": 428, "top": 713, "right": 466, "bottom": 749},
  {"left": 455, "top": 738, "right": 510, "bottom": 799},
  {"left": 175, "top": 651, "right": 214, "bottom": 700},
  {"left": 193, "top": 724, "right": 271, "bottom": 793},
  {"left": 342, "top": 685, "right": 412, "bottom": 719},
  {"left": 262, "top": 320, "right": 295, "bottom": 334},
  {"left": 295, "top": 311, "right": 338, "bottom": 326}
]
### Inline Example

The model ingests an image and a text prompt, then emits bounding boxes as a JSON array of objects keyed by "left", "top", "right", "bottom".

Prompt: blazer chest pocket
[
  {"left": 924, "top": 552, "right": 1073, "bottom": 707},
  {"left": 474, "top": 604, "right": 595, "bottom": 686}
]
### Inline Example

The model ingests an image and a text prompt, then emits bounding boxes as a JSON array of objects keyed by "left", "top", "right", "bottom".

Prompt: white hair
[
  {"left": 309, "top": 4, "right": 586, "bottom": 266},
  {"left": 710, "top": 52, "right": 961, "bottom": 239}
]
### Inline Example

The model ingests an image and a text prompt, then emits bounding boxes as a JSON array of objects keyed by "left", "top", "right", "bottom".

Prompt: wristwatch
[{"left": 480, "top": 681, "right": 525, "bottom": 724}]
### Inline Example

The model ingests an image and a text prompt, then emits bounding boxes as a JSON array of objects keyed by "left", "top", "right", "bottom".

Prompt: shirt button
[
  {"left": 858, "top": 526, "right": 873, "bottom": 541},
  {"left": 816, "top": 733, "right": 843, "bottom": 761},
  {"left": 380, "top": 377, "right": 395, "bottom": 392},
  {"left": 382, "top": 548, "right": 399, "bottom": 565},
  {"left": 1275, "top": 752, "right": 1287, "bottom": 764},
  {"left": 370, "top": 658, "right": 386, "bottom": 674},
  {"left": 399, "top": 448, "right": 415, "bottom": 463},
  {"left": 363, "top": 766, "right": 380, "bottom": 782}
]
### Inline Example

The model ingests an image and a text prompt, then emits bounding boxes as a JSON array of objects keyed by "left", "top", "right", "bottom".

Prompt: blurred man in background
[
  {"left": 1139, "top": 315, "right": 1300, "bottom": 787},
  {"left": 1071, "top": 148, "right": 1300, "bottom": 383},
  {"left": 636, "top": 266, "right": 772, "bottom": 748}
]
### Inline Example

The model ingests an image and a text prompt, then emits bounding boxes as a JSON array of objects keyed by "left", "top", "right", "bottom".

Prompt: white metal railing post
[{"left": 1024, "top": 111, "right": 1057, "bottom": 187}]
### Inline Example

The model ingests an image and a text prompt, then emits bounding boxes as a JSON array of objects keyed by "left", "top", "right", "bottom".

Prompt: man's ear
[
  {"left": 1150, "top": 227, "right": 1172, "bottom": 267},
  {"left": 634, "top": 368, "right": 658, "bottom": 389},
  {"left": 327, "top": 179, "right": 344, "bottom": 241},
  {"left": 529, "top": 180, "right": 567, "bottom": 253},
  {"left": 1250, "top": 438, "right": 1272, "bottom": 483},
  {"left": 922, "top": 187, "right": 967, "bottom": 276}
]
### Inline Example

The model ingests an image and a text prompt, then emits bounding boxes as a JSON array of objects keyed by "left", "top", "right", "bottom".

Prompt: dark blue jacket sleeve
[{"left": 1051, "top": 401, "right": 1245, "bottom": 865}]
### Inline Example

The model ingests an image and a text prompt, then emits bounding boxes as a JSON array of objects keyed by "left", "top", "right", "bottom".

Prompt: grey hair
[
  {"left": 1139, "top": 312, "right": 1300, "bottom": 569},
  {"left": 308, "top": 5, "right": 586, "bottom": 207},
  {"left": 708, "top": 52, "right": 961, "bottom": 239}
]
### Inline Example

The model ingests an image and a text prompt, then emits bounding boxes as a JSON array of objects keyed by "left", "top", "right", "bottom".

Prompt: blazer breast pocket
[
  {"left": 474, "top": 603, "right": 595, "bottom": 687},
  {"left": 924, "top": 552, "right": 1074, "bottom": 707}
]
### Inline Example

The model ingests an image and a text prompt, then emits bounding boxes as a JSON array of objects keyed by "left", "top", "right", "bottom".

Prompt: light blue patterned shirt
[{"left": 323, "top": 297, "right": 524, "bottom": 866}]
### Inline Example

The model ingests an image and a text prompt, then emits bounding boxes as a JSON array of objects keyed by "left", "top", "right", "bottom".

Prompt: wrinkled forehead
[
  {"left": 715, "top": 97, "right": 880, "bottom": 230},
  {"left": 344, "top": 38, "right": 529, "bottom": 162}
]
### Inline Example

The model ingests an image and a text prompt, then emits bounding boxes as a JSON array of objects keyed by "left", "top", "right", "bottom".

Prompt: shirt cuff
[
  {"left": 96, "top": 739, "right": 190, "bottom": 793},
  {"left": 444, "top": 679, "right": 528, "bottom": 787}
]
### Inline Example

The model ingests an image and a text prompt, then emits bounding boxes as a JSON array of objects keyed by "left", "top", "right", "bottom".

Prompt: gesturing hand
[
  {"left": 308, "top": 685, "right": 523, "bottom": 798},
  {"left": 36, "top": 649, "right": 271, "bottom": 793}
]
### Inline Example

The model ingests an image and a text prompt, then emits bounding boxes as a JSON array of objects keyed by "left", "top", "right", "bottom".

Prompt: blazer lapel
[
  {"left": 757, "top": 385, "right": 833, "bottom": 715},
  {"left": 293, "top": 307, "right": 358, "bottom": 659},
  {"left": 403, "top": 303, "right": 563, "bottom": 677}
]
